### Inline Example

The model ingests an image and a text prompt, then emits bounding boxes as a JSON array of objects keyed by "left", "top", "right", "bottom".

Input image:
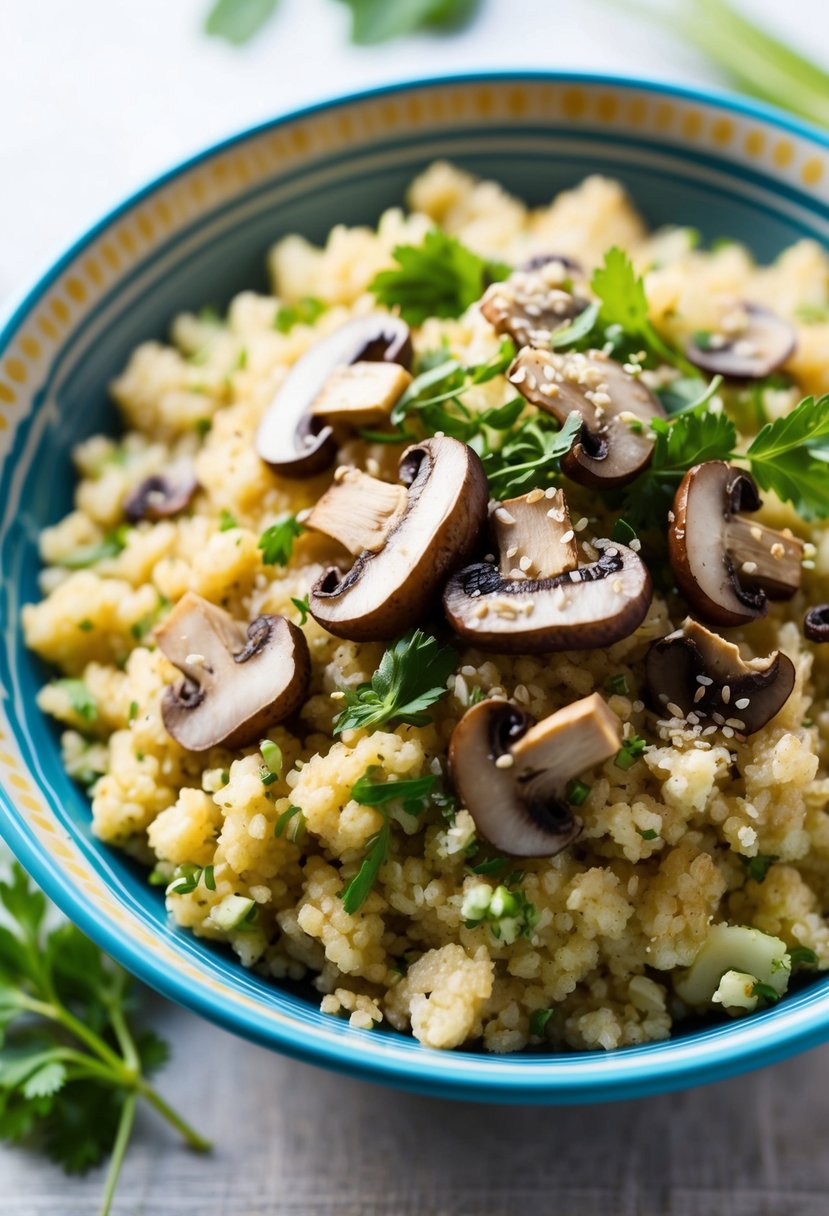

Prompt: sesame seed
[
  {"left": 697, "top": 675, "right": 713, "bottom": 686},
  {"left": 666, "top": 702, "right": 685, "bottom": 719},
  {"left": 726, "top": 718, "right": 746, "bottom": 730},
  {"left": 519, "top": 555, "right": 532, "bottom": 571},
  {"left": 505, "top": 545, "right": 518, "bottom": 559},
  {"left": 560, "top": 530, "right": 575, "bottom": 544},
  {"left": 495, "top": 754, "right": 515, "bottom": 769},
  {"left": 741, "top": 561, "right": 758, "bottom": 575},
  {"left": 722, "top": 726, "right": 734, "bottom": 738},
  {"left": 721, "top": 685, "right": 731, "bottom": 704},
  {"left": 574, "top": 517, "right": 589, "bottom": 532},
  {"left": 570, "top": 570, "right": 582, "bottom": 582},
  {"left": 771, "top": 542, "right": 785, "bottom": 559},
  {"left": 510, "top": 367, "right": 527, "bottom": 385},
  {"left": 330, "top": 690, "right": 345, "bottom": 701},
  {"left": 694, "top": 686, "right": 706, "bottom": 704},
  {"left": 735, "top": 697, "right": 750, "bottom": 710},
  {"left": 495, "top": 507, "right": 516, "bottom": 525},
  {"left": 526, "top": 488, "right": 545, "bottom": 504},
  {"left": 471, "top": 589, "right": 481, "bottom": 598},
  {"left": 185, "top": 653, "right": 206, "bottom": 666},
  {"left": 750, "top": 526, "right": 763, "bottom": 541}
]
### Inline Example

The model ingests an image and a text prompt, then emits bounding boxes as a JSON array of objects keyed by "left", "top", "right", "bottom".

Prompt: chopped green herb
[
  {"left": 548, "top": 301, "right": 600, "bottom": 350},
  {"left": 260, "top": 739, "right": 283, "bottom": 777},
  {"left": 57, "top": 525, "right": 129, "bottom": 570},
  {"left": 565, "top": 779, "right": 591, "bottom": 807},
  {"left": 483, "top": 410, "right": 582, "bottom": 497},
  {"left": 197, "top": 304, "right": 222, "bottom": 325},
  {"left": 258, "top": 515, "right": 304, "bottom": 566},
  {"left": 194, "top": 417, "right": 212, "bottom": 438},
  {"left": 274, "top": 805, "right": 305, "bottom": 842},
  {"left": 605, "top": 674, "right": 629, "bottom": 697},
  {"left": 797, "top": 304, "right": 829, "bottom": 324},
  {"left": 740, "top": 853, "right": 778, "bottom": 883},
  {"left": 234, "top": 348, "right": 248, "bottom": 371},
  {"left": 220, "top": 770, "right": 230, "bottom": 786},
  {"left": 166, "top": 863, "right": 206, "bottom": 896},
  {"left": 590, "top": 247, "right": 692, "bottom": 373},
  {"left": 147, "top": 864, "right": 169, "bottom": 886},
  {"left": 637, "top": 828, "right": 659, "bottom": 841},
  {"left": 789, "top": 946, "right": 819, "bottom": 968},
  {"left": 291, "top": 595, "right": 310, "bottom": 625},
  {"left": 751, "top": 980, "right": 781, "bottom": 1005},
  {"left": 529, "top": 1008, "right": 555, "bottom": 1037},
  {"left": 259, "top": 767, "right": 277, "bottom": 787},
  {"left": 370, "top": 229, "right": 510, "bottom": 326},
  {"left": 461, "top": 881, "right": 538, "bottom": 945},
  {"left": 128, "top": 701, "right": 138, "bottom": 725},
  {"left": 468, "top": 857, "right": 509, "bottom": 876},
  {"left": 334, "top": 629, "right": 456, "bottom": 734},
  {"left": 468, "top": 686, "right": 485, "bottom": 706},
  {"left": 351, "top": 767, "right": 436, "bottom": 815},
  {"left": 335, "top": 0, "right": 481, "bottom": 44},
  {"left": 273, "top": 295, "right": 326, "bottom": 333},
  {"left": 218, "top": 509, "right": 238, "bottom": 532},
  {"left": 616, "top": 735, "right": 648, "bottom": 771},
  {"left": 52, "top": 679, "right": 97, "bottom": 725},
  {"left": 201, "top": 865, "right": 216, "bottom": 892}
]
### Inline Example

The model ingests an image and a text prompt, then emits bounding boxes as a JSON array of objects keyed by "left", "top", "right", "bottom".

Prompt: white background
[{"left": 0, "top": 0, "right": 827, "bottom": 300}]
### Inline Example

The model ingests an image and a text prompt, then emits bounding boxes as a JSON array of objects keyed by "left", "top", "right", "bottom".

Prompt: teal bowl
[{"left": 2, "top": 72, "right": 829, "bottom": 1103}]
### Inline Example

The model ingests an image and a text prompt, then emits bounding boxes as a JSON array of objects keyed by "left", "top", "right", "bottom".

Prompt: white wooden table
[{"left": 3, "top": 1, "right": 829, "bottom": 1211}]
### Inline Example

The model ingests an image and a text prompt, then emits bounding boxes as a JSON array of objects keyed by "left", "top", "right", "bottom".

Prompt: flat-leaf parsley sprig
[
  {"left": 0, "top": 863, "right": 210, "bottom": 1215},
  {"left": 333, "top": 629, "right": 457, "bottom": 734},
  {"left": 370, "top": 229, "right": 511, "bottom": 326},
  {"left": 339, "top": 768, "right": 437, "bottom": 913}
]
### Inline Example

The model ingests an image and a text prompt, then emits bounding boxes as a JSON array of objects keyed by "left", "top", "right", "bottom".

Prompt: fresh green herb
[
  {"left": 258, "top": 515, "right": 304, "bottom": 566},
  {"left": 52, "top": 680, "right": 97, "bottom": 725},
  {"left": 740, "top": 853, "right": 779, "bottom": 883},
  {"left": 611, "top": 518, "right": 639, "bottom": 546},
  {"left": 468, "top": 686, "right": 485, "bottom": 707},
  {"left": 291, "top": 595, "right": 310, "bottom": 626},
  {"left": 357, "top": 425, "right": 418, "bottom": 445},
  {"left": 234, "top": 348, "right": 248, "bottom": 372},
  {"left": 468, "top": 856, "right": 509, "bottom": 876},
  {"left": 77, "top": 619, "right": 94, "bottom": 633},
  {"left": 529, "top": 1008, "right": 555, "bottom": 1037},
  {"left": 657, "top": 374, "right": 724, "bottom": 418},
  {"left": 483, "top": 411, "right": 582, "bottom": 497},
  {"left": 789, "top": 946, "right": 819, "bottom": 967},
  {"left": 566, "top": 779, "right": 591, "bottom": 807},
  {"left": 147, "top": 864, "right": 169, "bottom": 887},
  {"left": 166, "top": 863, "right": 209, "bottom": 896},
  {"left": 751, "top": 979, "right": 781, "bottom": 1005},
  {"left": 194, "top": 417, "right": 212, "bottom": 438},
  {"left": 204, "top": 0, "right": 281, "bottom": 45},
  {"left": 351, "top": 767, "right": 437, "bottom": 814},
  {"left": 128, "top": 701, "right": 138, "bottom": 725},
  {"left": 797, "top": 304, "right": 829, "bottom": 324},
  {"left": 744, "top": 395, "right": 829, "bottom": 520},
  {"left": 548, "top": 301, "right": 600, "bottom": 350},
  {"left": 259, "top": 767, "right": 277, "bottom": 787},
  {"left": 218, "top": 509, "right": 238, "bottom": 532},
  {"left": 274, "top": 805, "right": 305, "bottom": 842},
  {"left": 334, "top": 629, "right": 456, "bottom": 734},
  {"left": 650, "top": 410, "right": 737, "bottom": 478},
  {"left": 339, "top": 823, "right": 391, "bottom": 915},
  {"left": 637, "top": 828, "right": 659, "bottom": 841},
  {"left": 0, "top": 863, "right": 209, "bottom": 1213},
  {"left": 590, "top": 247, "right": 692, "bottom": 373},
  {"left": 57, "top": 525, "right": 130, "bottom": 570},
  {"left": 433, "top": 787, "right": 459, "bottom": 825},
  {"left": 605, "top": 674, "right": 629, "bottom": 697},
  {"left": 130, "top": 594, "right": 171, "bottom": 643},
  {"left": 616, "top": 735, "right": 648, "bottom": 771},
  {"left": 273, "top": 296, "right": 326, "bottom": 334},
  {"left": 220, "top": 770, "right": 230, "bottom": 785},
  {"left": 370, "top": 230, "right": 510, "bottom": 326},
  {"left": 335, "top": 0, "right": 481, "bottom": 43},
  {"left": 201, "top": 865, "right": 216, "bottom": 892},
  {"left": 461, "top": 881, "right": 538, "bottom": 945},
  {"left": 197, "top": 304, "right": 222, "bottom": 325}
]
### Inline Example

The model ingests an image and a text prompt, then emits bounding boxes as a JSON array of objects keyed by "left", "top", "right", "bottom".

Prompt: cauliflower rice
[{"left": 22, "top": 162, "right": 829, "bottom": 1053}]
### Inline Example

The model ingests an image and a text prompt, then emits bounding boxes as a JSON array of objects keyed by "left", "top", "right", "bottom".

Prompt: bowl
[{"left": 2, "top": 72, "right": 829, "bottom": 1104}]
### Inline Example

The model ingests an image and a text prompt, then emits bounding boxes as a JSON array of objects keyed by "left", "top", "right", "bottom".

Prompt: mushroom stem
[
  {"left": 303, "top": 468, "right": 407, "bottom": 556},
  {"left": 511, "top": 693, "right": 621, "bottom": 804},
  {"left": 724, "top": 515, "right": 804, "bottom": 599},
  {"left": 493, "top": 489, "right": 578, "bottom": 580}
]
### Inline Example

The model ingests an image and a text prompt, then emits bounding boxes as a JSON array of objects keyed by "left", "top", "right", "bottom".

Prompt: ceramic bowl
[{"left": 2, "top": 72, "right": 829, "bottom": 1103}]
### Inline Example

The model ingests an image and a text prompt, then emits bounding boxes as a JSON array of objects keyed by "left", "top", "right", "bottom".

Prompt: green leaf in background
[
  {"left": 370, "top": 230, "right": 510, "bottom": 326},
  {"left": 334, "top": 0, "right": 481, "bottom": 44},
  {"left": 205, "top": 0, "right": 281, "bottom": 45}
]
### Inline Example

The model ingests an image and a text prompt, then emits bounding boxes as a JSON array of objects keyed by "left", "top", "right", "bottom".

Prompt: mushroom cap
[
  {"left": 443, "top": 541, "right": 652, "bottom": 653},
  {"left": 123, "top": 459, "right": 198, "bottom": 523},
  {"left": 645, "top": 617, "right": 795, "bottom": 735},
  {"left": 256, "top": 314, "right": 412, "bottom": 477},
  {"left": 157, "top": 592, "right": 311, "bottom": 751},
  {"left": 805, "top": 605, "right": 829, "bottom": 643},
  {"left": 668, "top": 461, "right": 802, "bottom": 627},
  {"left": 308, "top": 436, "right": 488, "bottom": 641},
  {"left": 507, "top": 348, "right": 665, "bottom": 488},
  {"left": 480, "top": 267, "right": 589, "bottom": 349},
  {"left": 448, "top": 700, "right": 583, "bottom": 858},
  {"left": 685, "top": 303, "right": 796, "bottom": 380}
]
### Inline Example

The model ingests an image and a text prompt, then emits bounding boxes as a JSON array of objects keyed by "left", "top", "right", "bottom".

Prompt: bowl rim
[{"left": 3, "top": 69, "right": 829, "bottom": 1103}]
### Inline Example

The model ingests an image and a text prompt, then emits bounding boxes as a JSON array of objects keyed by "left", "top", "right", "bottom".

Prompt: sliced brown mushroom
[
  {"left": 507, "top": 347, "right": 665, "bottom": 488},
  {"left": 156, "top": 591, "right": 310, "bottom": 751},
  {"left": 443, "top": 488, "right": 652, "bottom": 653},
  {"left": 304, "top": 436, "right": 488, "bottom": 641},
  {"left": 123, "top": 459, "right": 198, "bottom": 523},
  {"left": 645, "top": 617, "right": 795, "bottom": 735},
  {"left": 256, "top": 314, "right": 412, "bottom": 477},
  {"left": 520, "top": 253, "right": 582, "bottom": 275},
  {"left": 685, "top": 303, "right": 796, "bottom": 380},
  {"left": 668, "top": 462, "right": 803, "bottom": 626},
  {"left": 480, "top": 264, "right": 589, "bottom": 348},
  {"left": 804, "top": 605, "right": 829, "bottom": 642},
  {"left": 449, "top": 693, "right": 621, "bottom": 857}
]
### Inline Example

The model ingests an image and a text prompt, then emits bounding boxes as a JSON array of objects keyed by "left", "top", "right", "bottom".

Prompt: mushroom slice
[
  {"left": 668, "top": 462, "right": 803, "bottom": 626},
  {"left": 444, "top": 490, "right": 651, "bottom": 654},
  {"left": 305, "top": 436, "right": 488, "bottom": 641},
  {"left": 645, "top": 617, "right": 795, "bottom": 735},
  {"left": 449, "top": 693, "right": 620, "bottom": 857},
  {"left": 123, "top": 459, "right": 198, "bottom": 523},
  {"left": 480, "top": 264, "right": 589, "bottom": 348},
  {"left": 685, "top": 303, "right": 796, "bottom": 380},
  {"left": 256, "top": 314, "right": 412, "bottom": 477},
  {"left": 308, "top": 361, "right": 412, "bottom": 429},
  {"left": 156, "top": 592, "right": 310, "bottom": 751},
  {"left": 805, "top": 605, "right": 829, "bottom": 642},
  {"left": 507, "top": 347, "right": 665, "bottom": 488}
]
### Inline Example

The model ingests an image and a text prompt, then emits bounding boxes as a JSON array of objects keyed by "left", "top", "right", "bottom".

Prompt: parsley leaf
[
  {"left": 0, "top": 862, "right": 210, "bottom": 1210},
  {"left": 740, "top": 854, "right": 778, "bottom": 883},
  {"left": 258, "top": 515, "right": 304, "bottom": 565},
  {"left": 483, "top": 411, "right": 582, "bottom": 496},
  {"left": 204, "top": 0, "right": 280, "bottom": 45},
  {"left": 335, "top": 0, "right": 481, "bottom": 43},
  {"left": 590, "top": 247, "right": 691, "bottom": 372},
  {"left": 351, "top": 767, "right": 436, "bottom": 814},
  {"left": 334, "top": 629, "right": 456, "bottom": 734},
  {"left": 650, "top": 411, "right": 737, "bottom": 477},
  {"left": 789, "top": 946, "right": 819, "bottom": 968},
  {"left": 751, "top": 980, "right": 781, "bottom": 1005},
  {"left": 218, "top": 508, "right": 238, "bottom": 531},
  {"left": 57, "top": 525, "right": 129, "bottom": 570},
  {"left": 291, "top": 595, "right": 310, "bottom": 626},
  {"left": 273, "top": 296, "right": 326, "bottom": 334},
  {"left": 745, "top": 394, "right": 829, "bottom": 519},
  {"left": 51, "top": 680, "right": 98, "bottom": 726},
  {"left": 370, "top": 230, "right": 510, "bottom": 326},
  {"left": 340, "top": 823, "right": 390, "bottom": 914}
]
